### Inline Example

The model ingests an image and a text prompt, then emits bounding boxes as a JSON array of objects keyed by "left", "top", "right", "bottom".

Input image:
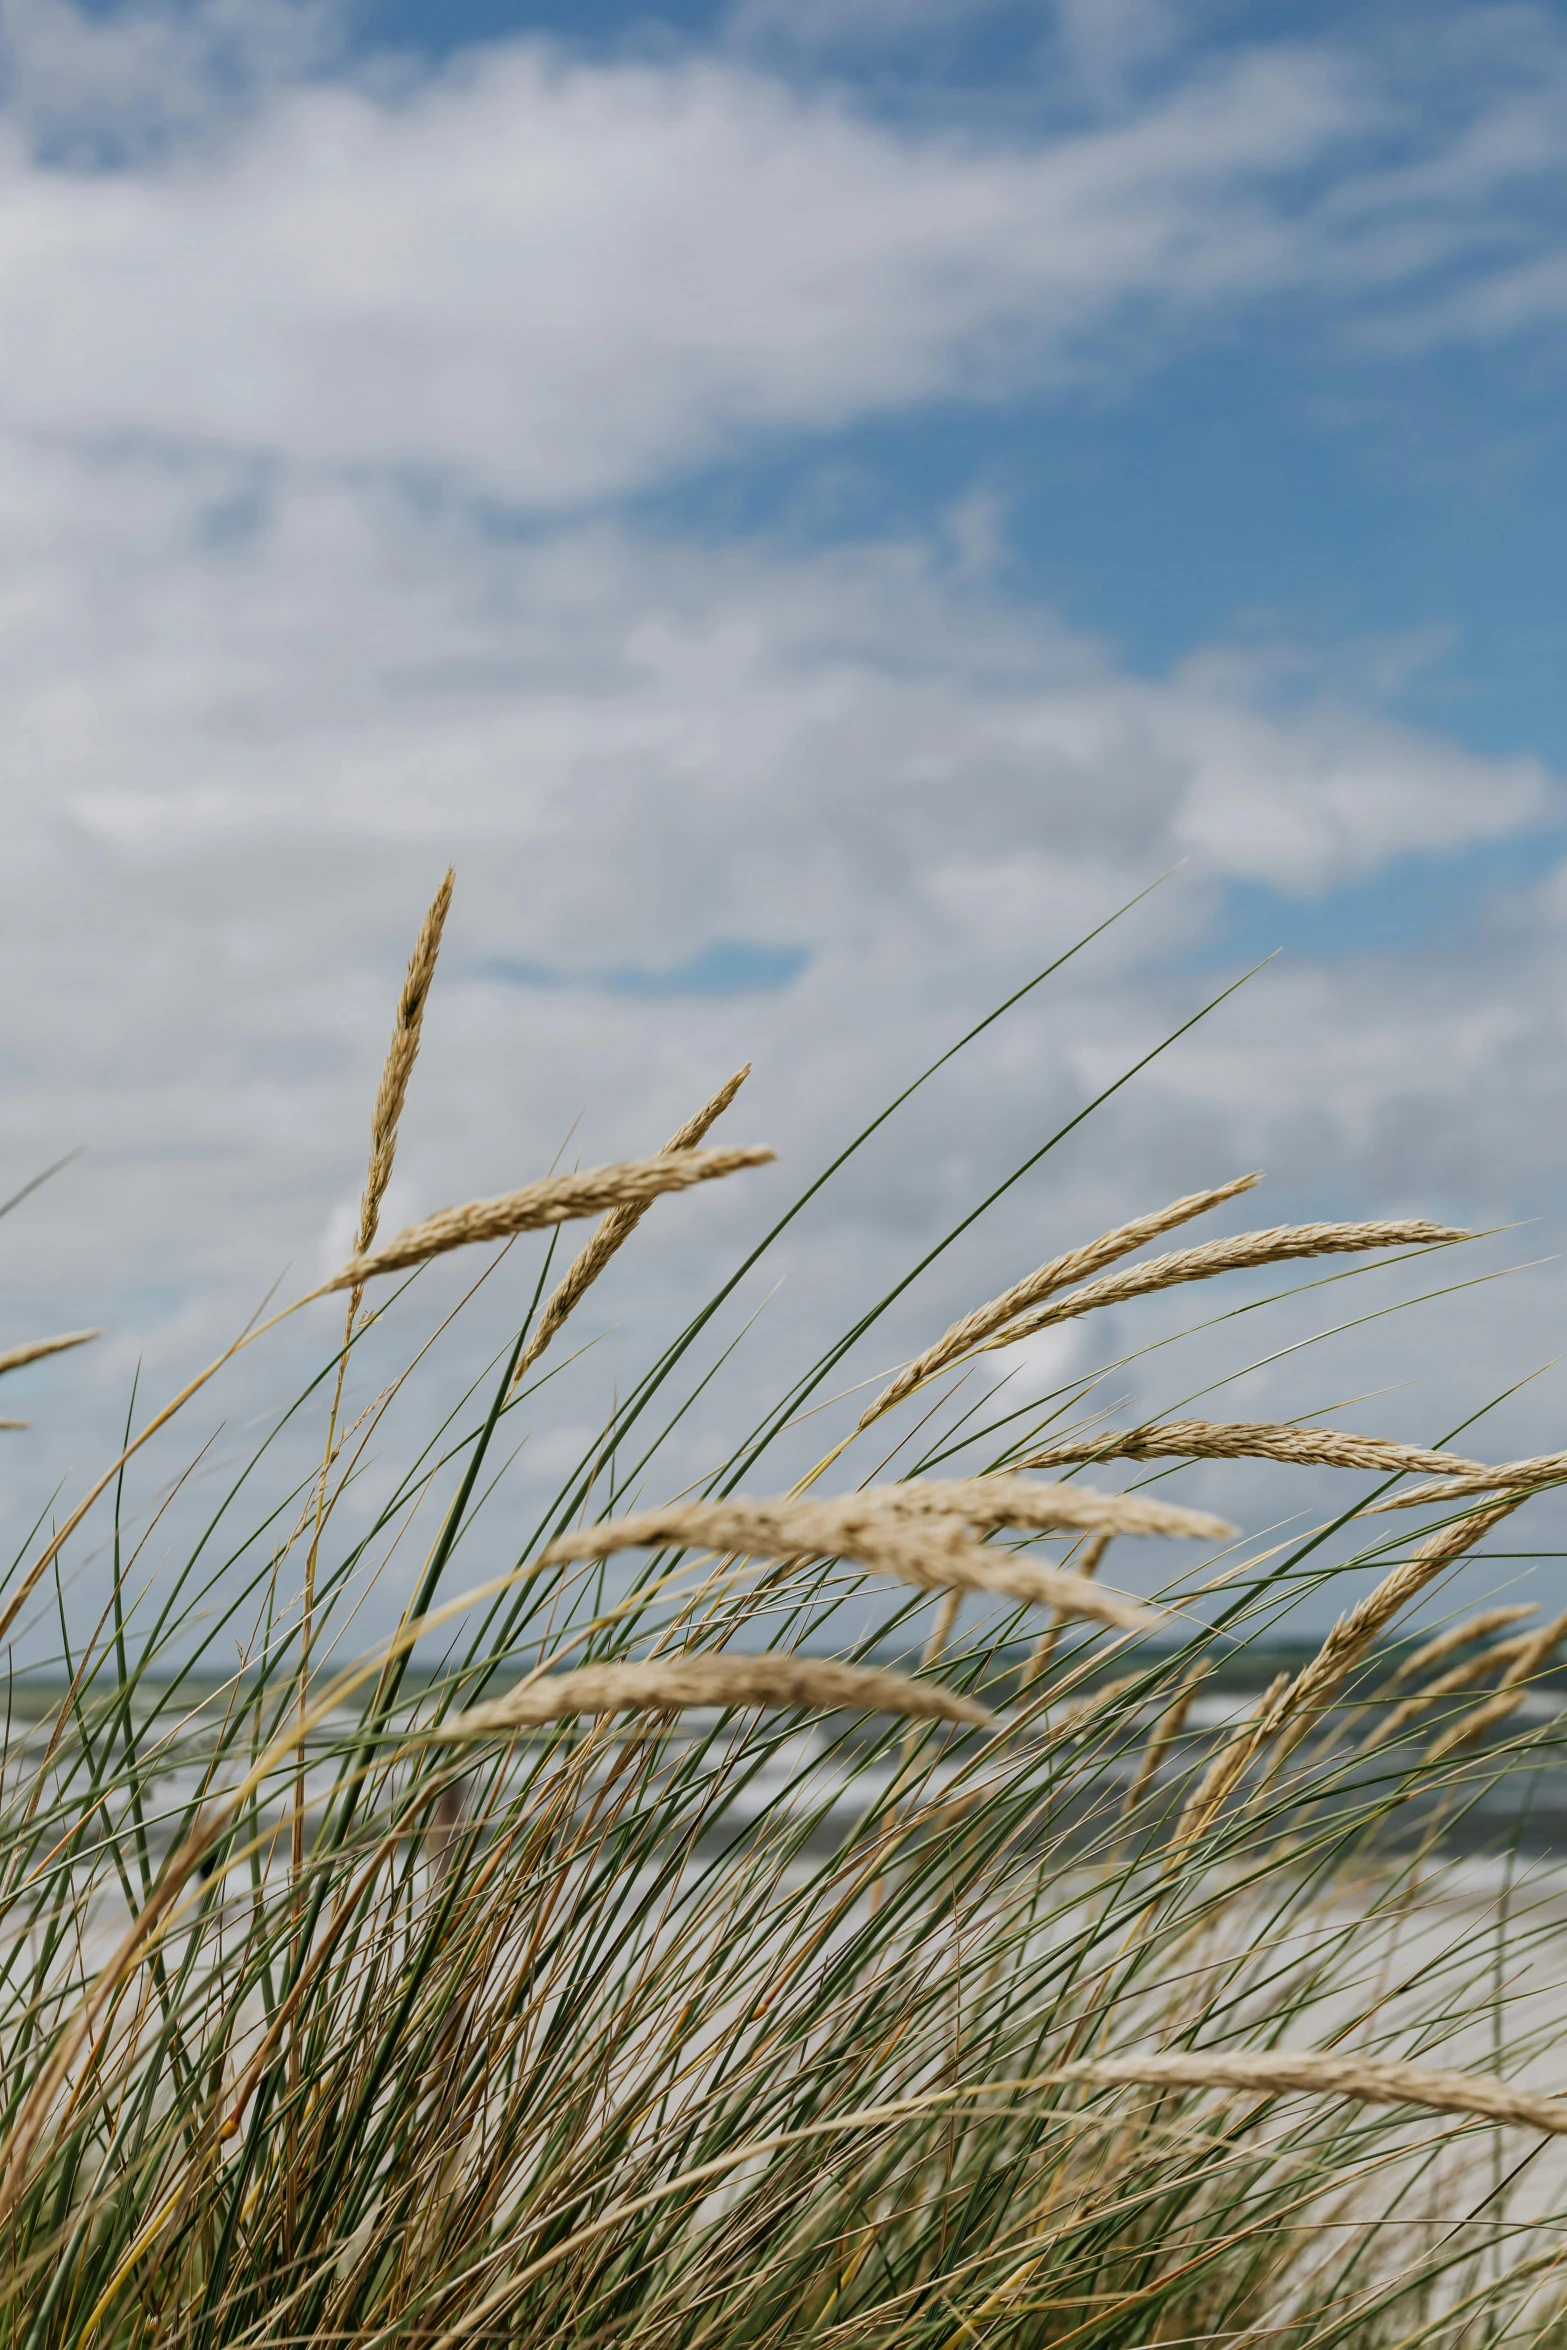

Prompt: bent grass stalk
[
  {"left": 1066, "top": 2051, "right": 1567, "bottom": 2137},
  {"left": 0, "top": 1146, "right": 774, "bottom": 1656},
  {"left": 2, "top": 903, "right": 1565, "bottom": 2349},
  {"left": 425, "top": 1656, "right": 996, "bottom": 1740},
  {"left": 520, "top": 1481, "right": 1227, "bottom": 1631},
  {"left": 1424, "top": 1604, "right": 1567, "bottom": 1764},
  {"left": 1169, "top": 1670, "right": 1291, "bottom": 1856},
  {"left": 1257, "top": 1497, "right": 1527, "bottom": 1776}
]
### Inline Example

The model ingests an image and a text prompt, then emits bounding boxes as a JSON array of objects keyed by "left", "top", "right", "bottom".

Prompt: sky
[{"left": 3, "top": 0, "right": 1567, "bottom": 1648}]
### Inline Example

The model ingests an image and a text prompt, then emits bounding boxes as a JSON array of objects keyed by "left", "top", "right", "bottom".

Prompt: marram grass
[{"left": 1, "top": 882, "right": 1567, "bottom": 2349}]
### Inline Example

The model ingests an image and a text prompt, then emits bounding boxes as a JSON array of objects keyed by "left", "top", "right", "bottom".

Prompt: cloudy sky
[{"left": 4, "top": 0, "right": 1567, "bottom": 1645}]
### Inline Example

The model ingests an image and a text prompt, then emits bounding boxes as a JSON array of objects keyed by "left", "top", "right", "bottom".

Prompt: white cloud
[
  {"left": 5, "top": 446, "right": 1544, "bottom": 957},
  {"left": 0, "top": 438, "right": 1561, "bottom": 1627},
  {"left": 0, "top": 1, "right": 1557, "bottom": 511},
  {"left": 1168, "top": 667, "right": 1548, "bottom": 889},
  {"left": 0, "top": 33, "right": 1366, "bottom": 502}
]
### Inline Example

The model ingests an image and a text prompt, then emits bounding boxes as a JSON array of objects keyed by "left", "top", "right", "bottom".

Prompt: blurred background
[{"left": 2, "top": 0, "right": 1565, "bottom": 1647}]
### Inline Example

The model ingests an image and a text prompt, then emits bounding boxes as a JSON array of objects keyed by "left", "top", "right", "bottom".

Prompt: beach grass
[{"left": 1, "top": 881, "right": 1565, "bottom": 2348}]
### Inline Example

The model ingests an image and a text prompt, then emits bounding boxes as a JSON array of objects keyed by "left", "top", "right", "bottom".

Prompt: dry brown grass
[
  {"left": 4, "top": 893, "right": 1564, "bottom": 2350},
  {"left": 0, "top": 1329, "right": 101, "bottom": 1380},
  {"left": 1263, "top": 1497, "right": 1525, "bottom": 1766},
  {"left": 1169, "top": 1670, "right": 1291, "bottom": 1853},
  {"left": 348, "top": 868, "right": 454, "bottom": 1320},
  {"left": 328, "top": 1144, "right": 775, "bottom": 1289},
  {"left": 1387, "top": 1605, "right": 1539, "bottom": 1685},
  {"left": 1071, "top": 2052, "right": 1567, "bottom": 2137},
  {"left": 979, "top": 1219, "right": 1470, "bottom": 1348},
  {"left": 1424, "top": 1603, "right": 1567, "bottom": 1761},
  {"left": 528, "top": 1478, "right": 1233, "bottom": 1633},
  {"left": 1368, "top": 1450, "right": 1567, "bottom": 1510},
  {"left": 1017, "top": 1418, "right": 1486, "bottom": 1477},
  {"left": 428, "top": 1655, "right": 996, "bottom": 1740}
]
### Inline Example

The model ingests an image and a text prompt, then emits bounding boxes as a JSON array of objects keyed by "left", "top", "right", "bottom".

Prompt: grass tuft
[{"left": 1, "top": 888, "right": 1565, "bottom": 2349}]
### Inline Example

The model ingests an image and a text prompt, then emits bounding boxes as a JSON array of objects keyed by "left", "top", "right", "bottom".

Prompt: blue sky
[
  {"left": 4, "top": 0, "right": 1567, "bottom": 1631},
  {"left": 342, "top": 0, "right": 1567, "bottom": 773}
]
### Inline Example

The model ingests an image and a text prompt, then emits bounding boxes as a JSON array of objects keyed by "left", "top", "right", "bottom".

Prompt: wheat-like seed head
[
  {"left": 328, "top": 1145, "right": 775, "bottom": 1290},
  {"left": 354, "top": 871, "right": 453, "bottom": 1259},
  {"left": 875, "top": 1475, "right": 1231, "bottom": 1542},
  {"left": 529, "top": 1478, "right": 1229, "bottom": 1635},
  {"left": 534, "top": 1481, "right": 1228, "bottom": 1573},
  {"left": 850, "top": 1523, "right": 1159, "bottom": 1629},
  {"left": 1416, "top": 1630, "right": 1536, "bottom": 1688},
  {"left": 1017, "top": 1419, "right": 1485, "bottom": 1478},
  {"left": 1364, "top": 1627, "right": 1541, "bottom": 1752},
  {"left": 510, "top": 1065, "right": 750, "bottom": 1389},
  {"left": 0, "top": 1330, "right": 101, "bottom": 1381},
  {"left": 1423, "top": 1603, "right": 1567, "bottom": 1763},
  {"left": 1070, "top": 2050, "right": 1567, "bottom": 2136},
  {"left": 1365, "top": 1450, "right": 1567, "bottom": 1512},
  {"left": 426, "top": 1655, "right": 994, "bottom": 1740},
  {"left": 979, "top": 1221, "right": 1470, "bottom": 1351},
  {"left": 1260, "top": 1498, "right": 1524, "bottom": 1772},
  {"left": 1384, "top": 1606, "right": 1537, "bottom": 1688},
  {"left": 858, "top": 1174, "right": 1260, "bottom": 1428}
]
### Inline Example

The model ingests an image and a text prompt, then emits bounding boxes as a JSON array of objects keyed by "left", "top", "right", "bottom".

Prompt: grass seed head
[
  {"left": 329, "top": 1144, "right": 775, "bottom": 1288},
  {"left": 355, "top": 868, "right": 453, "bottom": 1265},
  {"left": 1366, "top": 1449, "right": 1567, "bottom": 1511},
  {"left": 859, "top": 1172, "right": 1261, "bottom": 1427},
  {"left": 982, "top": 1220, "right": 1471, "bottom": 1349},
  {"left": 1423, "top": 1602, "right": 1567, "bottom": 1761},
  {"left": 1072, "top": 2050, "right": 1567, "bottom": 2137},
  {"left": 1386, "top": 1605, "right": 1538, "bottom": 1687},
  {"left": 531, "top": 1476, "right": 1229, "bottom": 1635},
  {"left": 427, "top": 1655, "right": 994, "bottom": 1740},
  {"left": 1017, "top": 1418, "right": 1486, "bottom": 1478},
  {"left": 0, "top": 1329, "right": 101, "bottom": 1380}
]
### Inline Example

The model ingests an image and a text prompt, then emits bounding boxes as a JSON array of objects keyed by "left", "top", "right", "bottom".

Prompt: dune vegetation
[{"left": 1, "top": 874, "right": 1566, "bottom": 2349}]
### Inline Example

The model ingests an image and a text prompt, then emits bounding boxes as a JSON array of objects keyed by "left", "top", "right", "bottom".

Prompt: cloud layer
[{"left": 0, "top": 2, "right": 1565, "bottom": 499}]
